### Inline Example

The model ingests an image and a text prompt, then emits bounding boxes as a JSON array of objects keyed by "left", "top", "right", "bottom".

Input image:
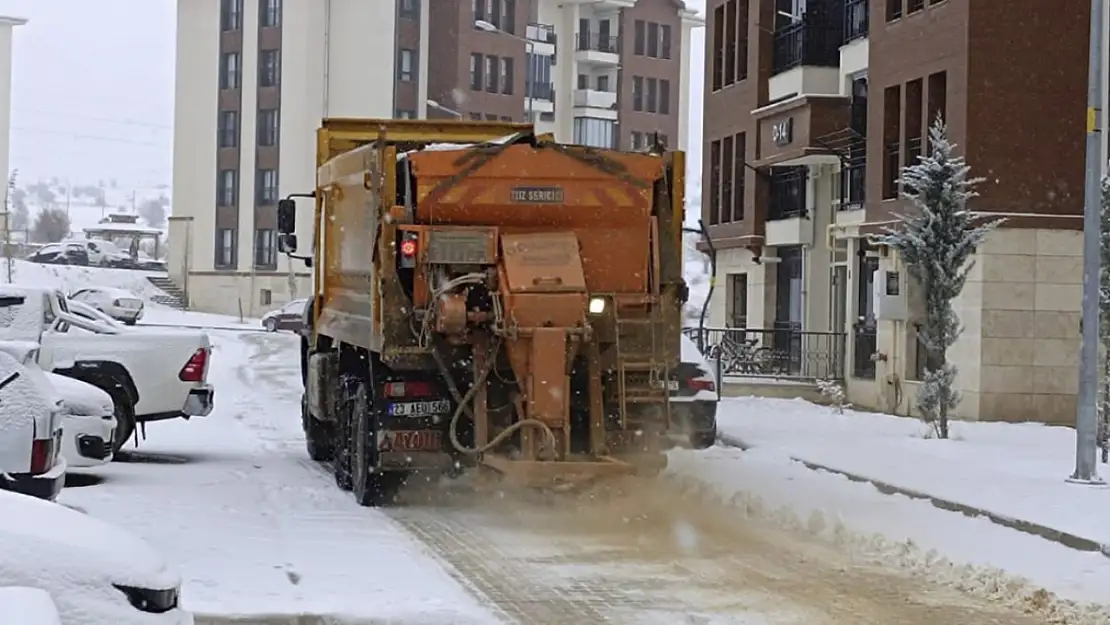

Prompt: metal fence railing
[{"left": 683, "top": 326, "right": 846, "bottom": 381}]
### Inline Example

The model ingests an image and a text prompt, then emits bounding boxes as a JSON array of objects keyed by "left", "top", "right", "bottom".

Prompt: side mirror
[
  {"left": 303, "top": 256, "right": 313, "bottom": 268},
  {"left": 277, "top": 198, "right": 297, "bottom": 234},
  {"left": 278, "top": 233, "right": 298, "bottom": 254}
]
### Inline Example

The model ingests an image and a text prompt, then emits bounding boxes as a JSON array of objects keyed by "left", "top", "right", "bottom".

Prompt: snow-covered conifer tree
[{"left": 880, "top": 114, "right": 1004, "bottom": 439}]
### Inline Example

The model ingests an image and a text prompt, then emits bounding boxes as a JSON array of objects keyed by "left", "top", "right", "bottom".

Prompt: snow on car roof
[
  {"left": 680, "top": 332, "right": 710, "bottom": 367},
  {"left": 72, "top": 285, "right": 140, "bottom": 299},
  {"left": 0, "top": 488, "right": 180, "bottom": 602}
]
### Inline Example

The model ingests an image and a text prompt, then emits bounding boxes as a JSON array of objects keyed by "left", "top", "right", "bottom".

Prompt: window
[
  {"left": 573, "top": 117, "right": 615, "bottom": 149},
  {"left": 216, "top": 228, "right": 236, "bottom": 268},
  {"left": 396, "top": 109, "right": 416, "bottom": 119},
  {"left": 473, "top": 0, "right": 484, "bottom": 21},
  {"left": 722, "top": 135, "right": 733, "bottom": 224},
  {"left": 887, "top": 0, "right": 903, "bottom": 21},
  {"left": 630, "top": 131, "right": 644, "bottom": 151},
  {"left": 634, "top": 20, "right": 646, "bottom": 55},
  {"left": 500, "top": 115, "right": 512, "bottom": 121},
  {"left": 708, "top": 139, "right": 721, "bottom": 224},
  {"left": 659, "top": 79, "right": 670, "bottom": 115},
  {"left": 398, "top": 48, "right": 416, "bottom": 82},
  {"left": 468, "top": 112, "right": 483, "bottom": 120},
  {"left": 661, "top": 25, "right": 672, "bottom": 59},
  {"left": 577, "top": 73, "right": 588, "bottom": 89},
  {"left": 257, "top": 169, "right": 278, "bottom": 204},
  {"left": 399, "top": 0, "right": 419, "bottom": 19},
  {"left": 632, "top": 76, "right": 644, "bottom": 111},
  {"left": 732, "top": 132, "right": 745, "bottom": 221},
  {"left": 485, "top": 56, "right": 498, "bottom": 92},
  {"left": 646, "top": 78, "right": 657, "bottom": 113},
  {"left": 713, "top": 0, "right": 748, "bottom": 90},
  {"left": 597, "top": 75, "right": 610, "bottom": 92},
  {"left": 485, "top": 113, "right": 499, "bottom": 121},
  {"left": 258, "top": 108, "right": 279, "bottom": 146},
  {"left": 728, "top": 274, "right": 748, "bottom": 328},
  {"left": 647, "top": 22, "right": 659, "bottom": 57},
  {"left": 526, "top": 52, "right": 552, "bottom": 98},
  {"left": 259, "top": 49, "right": 280, "bottom": 88},
  {"left": 260, "top": 0, "right": 281, "bottom": 27},
  {"left": 499, "top": 0, "right": 516, "bottom": 34},
  {"left": 220, "top": 52, "right": 240, "bottom": 90},
  {"left": 254, "top": 229, "right": 276, "bottom": 268},
  {"left": 217, "top": 169, "right": 237, "bottom": 206},
  {"left": 724, "top": 1, "right": 737, "bottom": 84},
  {"left": 220, "top": 0, "right": 242, "bottom": 31},
  {"left": 470, "top": 53, "right": 483, "bottom": 90},
  {"left": 260, "top": 289, "right": 273, "bottom": 306},
  {"left": 500, "top": 57, "right": 513, "bottom": 94},
  {"left": 218, "top": 110, "right": 238, "bottom": 148}
]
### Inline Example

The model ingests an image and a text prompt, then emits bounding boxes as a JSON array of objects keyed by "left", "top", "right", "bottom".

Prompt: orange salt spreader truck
[{"left": 277, "top": 118, "right": 688, "bottom": 507}]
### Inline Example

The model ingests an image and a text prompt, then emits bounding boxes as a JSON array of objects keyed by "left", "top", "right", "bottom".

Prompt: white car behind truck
[{"left": 0, "top": 286, "right": 215, "bottom": 452}]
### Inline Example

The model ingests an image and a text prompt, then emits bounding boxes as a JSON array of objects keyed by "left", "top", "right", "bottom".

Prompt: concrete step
[{"left": 145, "top": 276, "right": 187, "bottom": 310}]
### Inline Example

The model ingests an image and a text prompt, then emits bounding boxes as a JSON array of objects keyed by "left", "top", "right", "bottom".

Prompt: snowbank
[
  {"left": 0, "top": 587, "right": 62, "bottom": 625},
  {"left": 0, "top": 259, "right": 167, "bottom": 300},
  {"left": 714, "top": 397, "right": 1110, "bottom": 548}
]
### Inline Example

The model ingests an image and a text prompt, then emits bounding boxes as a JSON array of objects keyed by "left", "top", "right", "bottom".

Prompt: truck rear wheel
[
  {"left": 351, "top": 380, "right": 395, "bottom": 507},
  {"left": 302, "top": 394, "right": 335, "bottom": 461},
  {"left": 333, "top": 377, "right": 357, "bottom": 491}
]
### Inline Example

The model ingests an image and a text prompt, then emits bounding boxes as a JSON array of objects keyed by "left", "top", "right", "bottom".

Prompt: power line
[{"left": 10, "top": 126, "right": 169, "bottom": 148}]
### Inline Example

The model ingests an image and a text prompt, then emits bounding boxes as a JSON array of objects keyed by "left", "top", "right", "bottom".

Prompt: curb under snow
[{"left": 718, "top": 434, "right": 1110, "bottom": 561}]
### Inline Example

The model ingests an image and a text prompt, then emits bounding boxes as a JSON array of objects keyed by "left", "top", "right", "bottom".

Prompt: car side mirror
[
  {"left": 277, "top": 198, "right": 297, "bottom": 234},
  {"left": 278, "top": 233, "right": 298, "bottom": 254},
  {"left": 303, "top": 256, "right": 313, "bottom": 268}
]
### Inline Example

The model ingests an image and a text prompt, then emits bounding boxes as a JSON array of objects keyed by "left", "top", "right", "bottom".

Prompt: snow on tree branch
[{"left": 878, "top": 114, "right": 1005, "bottom": 439}]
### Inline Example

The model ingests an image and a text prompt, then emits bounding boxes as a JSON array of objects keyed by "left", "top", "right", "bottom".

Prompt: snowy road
[{"left": 61, "top": 328, "right": 1063, "bottom": 624}]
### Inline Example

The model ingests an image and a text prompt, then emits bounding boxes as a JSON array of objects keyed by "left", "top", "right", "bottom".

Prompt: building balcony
[
  {"left": 768, "top": 166, "right": 808, "bottom": 221},
  {"left": 575, "top": 32, "right": 621, "bottom": 66},
  {"left": 771, "top": 16, "right": 842, "bottom": 76},
  {"left": 573, "top": 88, "right": 617, "bottom": 112},
  {"left": 526, "top": 82, "right": 556, "bottom": 114},
  {"left": 750, "top": 94, "right": 852, "bottom": 169},
  {"left": 527, "top": 22, "right": 557, "bottom": 56},
  {"left": 844, "top": 0, "right": 869, "bottom": 45}
]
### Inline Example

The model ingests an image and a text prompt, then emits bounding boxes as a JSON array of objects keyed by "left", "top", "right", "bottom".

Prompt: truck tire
[
  {"left": 302, "top": 394, "right": 335, "bottom": 461},
  {"left": 351, "top": 380, "right": 395, "bottom": 507},
  {"left": 333, "top": 377, "right": 357, "bottom": 491},
  {"left": 109, "top": 391, "right": 137, "bottom": 454}
]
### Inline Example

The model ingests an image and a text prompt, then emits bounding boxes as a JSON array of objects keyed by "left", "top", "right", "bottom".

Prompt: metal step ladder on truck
[{"left": 277, "top": 118, "right": 689, "bottom": 507}]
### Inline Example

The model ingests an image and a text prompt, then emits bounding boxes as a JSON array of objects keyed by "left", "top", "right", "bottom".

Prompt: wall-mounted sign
[{"left": 771, "top": 117, "right": 794, "bottom": 146}]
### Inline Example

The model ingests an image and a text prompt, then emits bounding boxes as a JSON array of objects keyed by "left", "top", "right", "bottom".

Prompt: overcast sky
[{"left": 0, "top": 0, "right": 702, "bottom": 198}]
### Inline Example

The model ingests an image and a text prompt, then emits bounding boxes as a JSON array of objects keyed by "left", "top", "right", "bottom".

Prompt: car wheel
[
  {"left": 109, "top": 391, "right": 137, "bottom": 454},
  {"left": 264, "top": 318, "right": 277, "bottom": 332},
  {"left": 122, "top": 318, "right": 137, "bottom": 326}
]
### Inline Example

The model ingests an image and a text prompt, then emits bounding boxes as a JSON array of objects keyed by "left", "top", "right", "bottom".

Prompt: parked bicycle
[{"left": 708, "top": 332, "right": 783, "bottom": 376}]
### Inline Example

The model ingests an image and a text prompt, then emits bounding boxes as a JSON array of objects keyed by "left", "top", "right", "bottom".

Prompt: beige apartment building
[{"left": 700, "top": 0, "right": 1091, "bottom": 424}]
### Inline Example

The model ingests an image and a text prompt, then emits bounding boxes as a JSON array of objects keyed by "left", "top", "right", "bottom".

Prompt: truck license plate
[
  {"left": 653, "top": 380, "right": 681, "bottom": 391},
  {"left": 388, "top": 400, "right": 450, "bottom": 417},
  {"left": 377, "top": 430, "right": 442, "bottom": 452}
]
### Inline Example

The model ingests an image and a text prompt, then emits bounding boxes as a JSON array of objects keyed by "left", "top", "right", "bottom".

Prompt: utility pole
[
  {"left": 1070, "top": 0, "right": 1106, "bottom": 485},
  {"left": 3, "top": 170, "right": 16, "bottom": 284}
]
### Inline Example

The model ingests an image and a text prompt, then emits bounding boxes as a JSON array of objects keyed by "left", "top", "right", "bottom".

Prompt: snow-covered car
[
  {"left": 0, "top": 489, "right": 193, "bottom": 624},
  {"left": 669, "top": 333, "right": 720, "bottom": 449},
  {"left": 0, "top": 286, "right": 215, "bottom": 453},
  {"left": 67, "top": 298, "right": 124, "bottom": 327},
  {"left": 261, "top": 298, "right": 308, "bottom": 332},
  {"left": 69, "top": 286, "right": 145, "bottom": 325},
  {"left": 0, "top": 349, "right": 65, "bottom": 501},
  {"left": 0, "top": 340, "right": 118, "bottom": 468},
  {"left": 0, "top": 587, "right": 62, "bottom": 625}
]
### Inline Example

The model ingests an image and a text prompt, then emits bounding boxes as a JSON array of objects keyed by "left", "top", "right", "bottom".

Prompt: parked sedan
[
  {"left": 0, "top": 349, "right": 65, "bottom": 501},
  {"left": 69, "top": 287, "right": 145, "bottom": 325},
  {"left": 669, "top": 333, "right": 720, "bottom": 450},
  {"left": 0, "top": 489, "right": 193, "bottom": 624},
  {"left": 261, "top": 298, "right": 309, "bottom": 332}
]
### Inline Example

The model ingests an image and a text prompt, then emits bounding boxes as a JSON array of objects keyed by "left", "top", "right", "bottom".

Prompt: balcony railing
[
  {"left": 683, "top": 326, "right": 846, "bottom": 381},
  {"left": 852, "top": 322, "right": 877, "bottom": 379},
  {"left": 844, "top": 0, "right": 869, "bottom": 44},
  {"left": 526, "top": 81, "right": 554, "bottom": 100},
  {"left": 527, "top": 22, "right": 556, "bottom": 44},
  {"left": 768, "top": 166, "right": 808, "bottom": 220},
  {"left": 771, "top": 16, "right": 842, "bottom": 75},
  {"left": 576, "top": 32, "right": 620, "bottom": 54}
]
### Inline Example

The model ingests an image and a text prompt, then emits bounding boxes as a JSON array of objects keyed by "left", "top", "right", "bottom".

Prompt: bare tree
[
  {"left": 138, "top": 195, "right": 168, "bottom": 229},
  {"left": 9, "top": 188, "right": 27, "bottom": 231},
  {"left": 31, "top": 207, "right": 71, "bottom": 243}
]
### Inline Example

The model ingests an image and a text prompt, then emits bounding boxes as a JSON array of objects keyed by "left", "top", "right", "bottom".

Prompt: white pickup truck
[{"left": 0, "top": 286, "right": 215, "bottom": 452}]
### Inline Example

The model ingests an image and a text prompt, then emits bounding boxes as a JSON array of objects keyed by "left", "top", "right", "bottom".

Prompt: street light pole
[
  {"left": 475, "top": 20, "right": 535, "bottom": 123},
  {"left": 1070, "top": 0, "right": 1106, "bottom": 486},
  {"left": 426, "top": 99, "right": 463, "bottom": 119}
]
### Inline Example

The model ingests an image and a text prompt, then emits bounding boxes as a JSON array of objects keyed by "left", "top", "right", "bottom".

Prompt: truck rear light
[
  {"left": 398, "top": 233, "right": 418, "bottom": 269},
  {"left": 179, "top": 348, "right": 209, "bottom": 382},
  {"left": 689, "top": 378, "right": 716, "bottom": 393},
  {"left": 30, "top": 437, "right": 54, "bottom": 474},
  {"left": 384, "top": 381, "right": 435, "bottom": 398},
  {"left": 399, "top": 239, "right": 417, "bottom": 257}
]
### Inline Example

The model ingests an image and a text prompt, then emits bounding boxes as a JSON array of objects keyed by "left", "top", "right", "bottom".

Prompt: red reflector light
[
  {"left": 30, "top": 438, "right": 54, "bottom": 474},
  {"left": 399, "top": 239, "right": 417, "bottom": 257},
  {"left": 179, "top": 348, "right": 209, "bottom": 382},
  {"left": 689, "top": 378, "right": 716, "bottom": 393},
  {"left": 384, "top": 381, "right": 435, "bottom": 398}
]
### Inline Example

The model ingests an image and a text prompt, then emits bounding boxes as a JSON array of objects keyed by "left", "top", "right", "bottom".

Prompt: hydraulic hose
[{"left": 430, "top": 339, "right": 557, "bottom": 457}]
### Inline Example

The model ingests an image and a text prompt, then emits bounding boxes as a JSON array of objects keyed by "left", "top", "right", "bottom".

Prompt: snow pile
[
  {"left": 665, "top": 448, "right": 1110, "bottom": 625},
  {"left": 0, "top": 587, "right": 62, "bottom": 625},
  {"left": 714, "top": 396, "right": 1110, "bottom": 548},
  {"left": 0, "top": 259, "right": 168, "bottom": 301}
]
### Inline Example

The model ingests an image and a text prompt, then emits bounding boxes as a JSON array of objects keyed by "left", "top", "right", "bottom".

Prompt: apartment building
[
  {"left": 701, "top": 0, "right": 1091, "bottom": 424},
  {"left": 170, "top": 0, "right": 698, "bottom": 316}
]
